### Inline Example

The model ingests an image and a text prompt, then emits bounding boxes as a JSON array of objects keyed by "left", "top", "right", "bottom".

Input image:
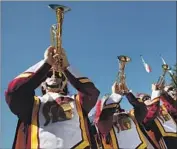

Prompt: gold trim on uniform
[
  {"left": 101, "top": 128, "right": 119, "bottom": 149},
  {"left": 103, "top": 104, "right": 118, "bottom": 110},
  {"left": 137, "top": 98, "right": 143, "bottom": 103},
  {"left": 155, "top": 105, "right": 177, "bottom": 137},
  {"left": 101, "top": 134, "right": 113, "bottom": 149},
  {"left": 15, "top": 72, "right": 32, "bottom": 79},
  {"left": 151, "top": 98, "right": 160, "bottom": 104},
  {"left": 74, "top": 95, "right": 90, "bottom": 149},
  {"left": 79, "top": 78, "right": 91, "bottom": 83},
  {"left": 101, "top": 110, "right": 147, "bottom": 149},
  {"left": 129, "top": 110, "right": 147, "bottom": 149},
  {"left": 30, "top": 95, "right": 91, "bottom": 149},
  {"left": 31, "top": 96, "right": 40, "bottom": 149},
  {"left": 110, "top": 129, "right": 119, "bottom": 149}
]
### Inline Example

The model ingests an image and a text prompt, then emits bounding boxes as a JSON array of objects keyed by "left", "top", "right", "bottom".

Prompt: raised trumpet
[
  {"left": 157, "top": 64, "right": 170, "bottom": 89},
  {"left": 48, "top": 4, "right": 71, "bottom": 73},
  {"left": 116, "top": 55, "right": 131, "bottom": 93}
]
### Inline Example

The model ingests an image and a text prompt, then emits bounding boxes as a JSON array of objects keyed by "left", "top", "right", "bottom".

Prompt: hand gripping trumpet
[
  {"left": 156, "top": 64, "right": 170, "bottom": 89},
  {"left": 48, "top": 4, "right": 71, "bottom": 73},
  {"left": 116, "top": 55, "right": 131, "bottom": 94}
]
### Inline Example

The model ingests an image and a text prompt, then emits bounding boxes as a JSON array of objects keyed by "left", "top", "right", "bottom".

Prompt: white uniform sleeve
[
  {"left": 105, "top": 93, "right": 122, "bottom": 105},
  {"left": 151, "top": 90, "right": 161, "bottom": 100}
]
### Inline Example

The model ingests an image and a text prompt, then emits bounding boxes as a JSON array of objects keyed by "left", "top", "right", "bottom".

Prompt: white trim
[
  {"left": 105, "top": 93, "right": 122, "bottom": 105},
  {"left": 151, "top": 90, "right": 161, "bottom": 100},
  {"left": 25, "top": 60, "right": 46, "bottom": 73}
]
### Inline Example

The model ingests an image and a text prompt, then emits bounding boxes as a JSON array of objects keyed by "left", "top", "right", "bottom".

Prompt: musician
[
  {"left": 136, "top": 84, "right": 177, "bottom": 149},
  {"left": 160, "top": 84, "right": 177, "bottom": 123},
  {"left": 93, "top": 82, "right": 157, "bottom": 149},
  {"left": 135, "top": 89, "right": 166, "bottom": 149},
  {"left": 135, "top": 84, "right": 161, "bottom": 125},
  {"left": 5, "top": 46, "right": 100, "bottom": 149}
]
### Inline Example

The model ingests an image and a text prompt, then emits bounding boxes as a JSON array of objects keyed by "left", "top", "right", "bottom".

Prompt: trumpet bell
[
  {"left": 162, "top": 64, "right": 170, "bottom": 71},
  {"left": 48, "top": 4, "right": 71, "bottom": 13},
  {"left": 117, "top": 55, "right": 131, "bottom": 63}
]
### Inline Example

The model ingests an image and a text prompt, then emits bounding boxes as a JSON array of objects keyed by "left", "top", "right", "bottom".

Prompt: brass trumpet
[
  {"left": 48, "top": 4, "right": 71, "bottom": 73},
  {"left": 116, "top": 55, "right": 131, "bottom": 93},
  {"left": 157, "top": 64, "right": 170, "bottom": 89}
]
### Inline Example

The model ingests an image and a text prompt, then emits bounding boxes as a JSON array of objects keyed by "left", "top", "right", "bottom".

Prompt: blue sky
[{"left": 1, "top": 1, "right": 176, "bottom": 148}]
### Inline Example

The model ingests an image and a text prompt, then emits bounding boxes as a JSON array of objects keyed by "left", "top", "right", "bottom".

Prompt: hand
[
  {"left": 52, "top": 48, "right": 70, "bottom": 71},
  {"left": 44, "top": 46, "right": 70, "bottom": 71},
  {"left": 156, "top": 80, "right": 165, "bottom": 90},
  {"left": 121, "top": 83, "right": 129, "bottom": 94},
  {"left": 151, "top": 83, "right": 158, "bottom": 91},
  {"left": 118, "top": 82, "right": 129, "bottom": 95},
  {"left": 112, "top": 82, "right": 120, "bottom": 94},
  {"left": 44, "top": 46, "right": 58, "bottom": 66}
]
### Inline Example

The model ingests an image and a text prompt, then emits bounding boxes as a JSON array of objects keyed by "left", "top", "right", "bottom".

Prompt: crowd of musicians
[{"left": 5, "top": 45, "right": 176, "bottom": 149}]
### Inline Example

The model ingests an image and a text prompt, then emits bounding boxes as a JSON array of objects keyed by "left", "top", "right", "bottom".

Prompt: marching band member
[
  {"left": 160, "top": 85, "right": 177, "bottom": 123},
  {"left": 121, "top": 83, "right": 163, "bottom": 149},
  {"left": 5, "top": 46, "right": 100, "bottom": 149},
  {"left": 136, "top": 84, "right": 177, "bottom": 149},
  {"left": 135, "top": 89, "right": 165, "bottom": 149},
  {"left": 93, "top": 82, "right": 155, "bottom": 149}
]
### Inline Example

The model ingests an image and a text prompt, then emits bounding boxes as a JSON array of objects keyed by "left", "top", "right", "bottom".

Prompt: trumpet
[
  {"left": 157, "top": 64, "right": 170, "bottom": 89},
  {"left": 48, "top": 4, "right": 71, "bottom": 73},
  {"left": 116, "top": 55, "right": 131, "bottom": 93},
  {"left": 168, "top": 71, "right": 177, "bottom": 87}
]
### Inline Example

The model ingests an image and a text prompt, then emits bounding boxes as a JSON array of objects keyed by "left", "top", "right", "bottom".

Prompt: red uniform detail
[{"left": 143, "top": 102, "right": 160, "bottom": 123}]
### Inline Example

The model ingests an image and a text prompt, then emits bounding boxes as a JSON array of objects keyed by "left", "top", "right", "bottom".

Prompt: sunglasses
[{"left": 142, "top": 95, "right": 151, "bottom": 102}]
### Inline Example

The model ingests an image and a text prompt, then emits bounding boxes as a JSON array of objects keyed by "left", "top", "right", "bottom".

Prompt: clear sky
[{"left": 1, "top": 1, "right": 176, "bottom": 148}]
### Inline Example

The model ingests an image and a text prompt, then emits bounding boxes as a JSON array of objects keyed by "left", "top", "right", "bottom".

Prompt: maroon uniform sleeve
[
  {"left": 142, "top": 90, "right": 161, "bottom": 124},
  {"left": 126, "top": 92, "right": 160, "bottom": 124},
  {"left": 64, "top": 69, "right": 100, "bottom": 114},
  {"left": 125, "top": 92, "right": 147, "bottom": 123},
  {"left": 143, "top": 100, "right": 160, "bottom": 124},
  {"left": 94, "top": 94, "right": 122, "bottom": 137},
  {"left": 5, "top": 61, "right": 51, "bottom": 122}
]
